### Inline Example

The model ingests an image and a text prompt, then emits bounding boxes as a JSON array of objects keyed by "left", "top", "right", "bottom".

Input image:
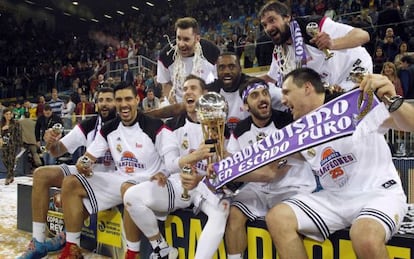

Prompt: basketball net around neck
[
  {"left": 171, "top": 41, "right": 204, "bottom": 101},
  {"left": 274, "top": 45, "right": 295, "bottom": 77}
]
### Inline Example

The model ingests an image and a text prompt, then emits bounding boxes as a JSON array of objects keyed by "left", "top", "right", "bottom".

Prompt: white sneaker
[{"left": 150, "top": 246, "right": 178, "bottom": 259}]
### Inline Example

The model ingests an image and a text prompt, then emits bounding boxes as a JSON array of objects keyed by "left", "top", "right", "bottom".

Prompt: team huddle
[{"left": 19, "top": 1, "right": 414, "bottom": 259}]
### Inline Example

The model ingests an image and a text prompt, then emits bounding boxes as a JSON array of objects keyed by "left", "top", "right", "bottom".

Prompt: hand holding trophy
[
  {"left": 195, "top": 92, "right": 228, "bottom": 178},
  {"left": 350, "top": 66, "right": 404, "bottom": 114},
  {"left": 40, "top": 123, "right": 64, "bottom": 153},
  {"left": 306, "top": 22, "right": 334, "bottom": 60}
]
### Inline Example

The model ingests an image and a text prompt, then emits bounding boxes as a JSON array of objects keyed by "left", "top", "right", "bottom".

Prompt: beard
[
  {"left": 249, "top": 104, "right": 272, "bottom": 122},
  {"left": 270, "top": 23, "right": 291, "bottom": 45}
]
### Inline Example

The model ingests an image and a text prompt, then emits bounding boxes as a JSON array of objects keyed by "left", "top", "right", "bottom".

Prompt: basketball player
[
  {"left": 157, "top": 17, "right": 220, "bottom": 104},
  {"left": 18, "top": 87, "right": 116, "bottom": 259},
  {"left": 266, "top": 68, "right": 407, "bottom": 259},
  {"left": 225, "top": 77, "right": 316, "bottom": 259},
  {"left": 123, "top": 75, "right": 230, "bottom": 259},
  {"left": 259, "top": 1, "right": 372, "bottom": 91},
  {"left": 57, "top": 82, "right": 177, "bottom": 259}
]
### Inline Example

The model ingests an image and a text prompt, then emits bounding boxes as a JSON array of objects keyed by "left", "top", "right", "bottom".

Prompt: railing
[
  {"left": 105, "top": 55, "right": 157, "bottom": 82},
  {"left": 385, "top": 100, "right": 414, "bottom": 157}
]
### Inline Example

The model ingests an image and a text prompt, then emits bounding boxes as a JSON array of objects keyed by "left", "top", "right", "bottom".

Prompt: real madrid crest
[
  {"left": 182, "top": 139, "right": 189, "bottom": 150},
  {"left": 116, "top": 144, "right": 122, "bottom": 153},
  {"left": 307, "top": 148, "right": 316, "bottom": 157},
  {"left": 256, "top": 132, "right": 267, "bottom": 142}
]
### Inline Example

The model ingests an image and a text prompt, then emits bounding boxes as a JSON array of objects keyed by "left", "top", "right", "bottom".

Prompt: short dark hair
[
  {"left": 114, "top": 81, "right": 137, "bottom": 97},
  {"left": 184, "top": 74, "right": 206, "bottom": 90},
  {"left": 258, "top": 1, "right": 291, "bottom": 19},
  {"left": 97, "top": 87, "right": 114, "bottom": 96},
  {"left": 175, "top": 17, "right": 200, "bottom": 34},
  {"left": 284, "top": 68, "right": 325, "bottom": 93},
  {"left": 218, "top": 52, "right": 241, "bottom": 67},
  {"left": 239, "top": 77, "right": 269, "bottom": 103}
]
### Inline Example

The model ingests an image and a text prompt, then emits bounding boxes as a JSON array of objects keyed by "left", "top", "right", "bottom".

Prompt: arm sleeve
[
  {"left": 86, "top": 131, "right": 109, "bottom": 159},
  {"left": 60, "top": 125, "right": 88, "bottom": 154},
  {"left": 155, "top": 127, "right": 180, "bottom": 174},
  {"left": 156, "top": 60, "right": 171, "bottom": 84}
]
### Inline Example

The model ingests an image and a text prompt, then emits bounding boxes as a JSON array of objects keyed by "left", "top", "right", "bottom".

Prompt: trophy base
[{"left": 181, "top": 194, "right": 190, "bottom": 201}]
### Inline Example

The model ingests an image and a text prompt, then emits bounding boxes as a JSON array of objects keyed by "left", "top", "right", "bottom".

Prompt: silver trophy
[
  {"left": 196, "top": 92, "right": 228, "bottom": 167},
  {"left": 40, "top": 123, "right": 64, "bottom": 153},
  {"left": 181, "top": 166, "right": 193, "bottom": 201},
  {"left": 306, "top": 22, "right": 334, "bottom": 60},
  {"left": 78, "top": 155, "right": 93, "bottom": 177},
  {"left": 349, "top": 66, "right": 368, "bottom": 84}
]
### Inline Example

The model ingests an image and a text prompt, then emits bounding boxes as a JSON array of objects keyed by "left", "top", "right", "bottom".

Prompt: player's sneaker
[
  {"left": 17, "top": 238, "right": 47, "bottom": 259},
  {"left": 45, "top": 232, "right": 66, "bottom": 252},
  {"left": 149, "top": 246, "right": 178, "bottom": 259},
  {"left": 58, "top": 242, "right": 83, "bottom": 259},
  {"left": 125, "top": 249, "right": 140, "bottom": 259}
]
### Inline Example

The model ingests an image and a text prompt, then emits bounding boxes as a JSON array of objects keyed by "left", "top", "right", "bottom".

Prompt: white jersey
[
  {"left": 219, "top": 89, "right": 250, "bottom": 132},
  {"left": 157, "top": 39, "right": 219, "bottom": 103},
  {"left": 60, "top": 115, "right": 114, "bottom": 172},
  {"left": 300, "top": 110, "right": 403, "bottom": 192},
  {"left": 167, "top": 115, "right": 207, "bottom": 175},
  {"left": 228, "top": 112, "right": 315, "bottom": 195},
  {"left": 268, "top": 17, "right": 373, "bottom": 91},
  {"left": 166, "top": 113, "right": 229, "bottom": 205},
  {"left": 87, "top": 113, "right": 176, "bottom": 180}
]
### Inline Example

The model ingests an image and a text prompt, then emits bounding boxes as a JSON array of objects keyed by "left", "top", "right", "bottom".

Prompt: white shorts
[
  {"left": 59, "top": 164, "right": 78, "bottom": 176},
  {"left": 126, "top": 174, "right": 224, "bottom": 220},
  {"left": 76, "top": 171, "right": 135, "bottom": 214},
  {"left": 124, "top": 175, "right": 193, "bottom": 220},
  {"left": 233, "top": 183, "right": 312, "bottom": 221},
  {"left": 284, "top": 187, "right": 407, "bottom": 242}
]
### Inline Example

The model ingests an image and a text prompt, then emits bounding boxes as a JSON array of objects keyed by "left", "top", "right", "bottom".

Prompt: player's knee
[
  {"left": 350, "top": 218, "right": 386, "bottom": 251},
  {"left": 227, "top": 206, "right": 247, "bottom": 230},
  {"left": 61, "top": 175, "right": 81, "bottom": 192},
  {"left": 33, "top": 166, "right": 57, "bottom": 185},
  {"left": 266, "top": 203, "right": 294, "bottom": 231}
]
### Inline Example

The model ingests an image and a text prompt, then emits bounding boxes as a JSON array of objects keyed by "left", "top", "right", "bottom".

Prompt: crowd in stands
[{"left": 1, "top": 0, "right": 414, "bottom": 109}]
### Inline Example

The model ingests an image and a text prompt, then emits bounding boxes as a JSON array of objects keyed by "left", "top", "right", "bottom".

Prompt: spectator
[
  {"left": 376, "top": 0, "right": 404, "bottom": 40},
  {"left": 62, "top": 95, "right": 76, "bottom": 130},
  {"left": 373, "top": 46, "right": 387, "bottom": 73},
  {"left": 142, "top": 89, "right": 160, "bottom": 112},
  {"left": 36, "top": 95, "right": 46, "bottom": 118},
  {"left": 48, "top": 88, "right": 64, "bottom": 117},
  {"left": 394, "top": 41, "right": 409, "bottom": 69},
  {"left": 381, "top": 62, "right": 404, "bottom": 96},
  {"left": 134, "top": 73, "right": 146, "bottom": 103},
  {"left": 75, "top": 93, "right": 95, "bottom": 121},
  {"left": 35, "top": 104, "right": 63, "bottom": 165},
  {"left": 23, "top": 100, "right": 37, "bottom": 119},
  {"left": 121, "top": 63, "right": 134, "bottom": 86},
  {"left": 13, "top": 102, "right": 25, "bottom": 120},
  {"left": 1, "top": 108, "right": 22, "bottom": 184},
  {"left": 379, "top": 27, "right": 401, "bottom": 62},
  {"left": 398, "top": 55, "right": 414, "bottom": 98}
]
